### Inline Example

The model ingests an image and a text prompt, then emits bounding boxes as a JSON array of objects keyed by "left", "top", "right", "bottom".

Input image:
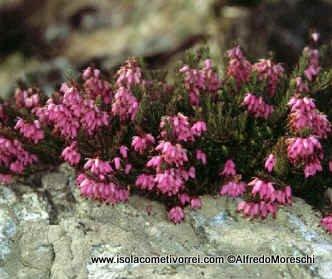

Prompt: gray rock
[
  {"left": 0, "top": 185, "right": 51, "bottom": 278},
  {"left": 41, "top": 170, "right": 75, "bottom": 219},
  {"left": 0, "top": 169, "right": 331, "bottom": 278}
]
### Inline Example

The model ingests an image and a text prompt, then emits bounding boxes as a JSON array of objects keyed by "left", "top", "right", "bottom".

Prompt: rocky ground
[{"left": 0, "top": 165, "right": 331, "bottom": 279}]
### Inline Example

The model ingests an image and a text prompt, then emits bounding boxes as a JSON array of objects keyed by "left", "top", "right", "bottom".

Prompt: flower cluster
[
  {"left": 112, "top": 87, "right": 139, "bottom": 121},
  {"left": 180, "top": 59, "right": 221, "bottom": 106},
  {"left": 285, "top": 38, "right": 331, "bottom": 178},
  {"left": 15, "top": 88, "right": 40, "bottom": 109},
  {"left": 264, "top": 154, "right": 276, "bottom": 173},
  {"left": 76, "top": 151, "right": 133, "bottom": 204},
  {"left": 116, "top": 58, "right": 143, "bottom": 88},
  {"left": 226, "top": 46, "right": 252, "bottom": 87},
  {"left": 26, "top": 62, "right": 144, "bottom": 205},
  {"left": 83, "top": 67, "right": 113, "bottom": 104},
  {"left": 135, "top": 113, "right": 206, "bottom": 223},
  {"left": 219, "top": 159, "right": 236, "bottom": 177},
  {"left": 14, "top": 118, "right": 44, "bottom": 143},
  {"left": 288, "top": 97, "right": 331, "bottom": 138},
  {"left": 237, "top": 178, "right": 292, "bottom": 219},
  {"left": 160, "top": 113, "right": 207, "bottom": 142},
  {"left": 132, "top": 134, "right": 155, "bottom": 154},
  {"left": 226, "top": 49, "right": 283, "bottom": 120},
  {"left": 34, "top": 83, "right": 109, "bottom": 139},
  {"left": 0, "top": 136, "right": 37, "bottom": 174},
  {"left": 111, "top": 59, "right": 142, "bottom": 121},
  {"left": 61, "top": 142, "right": 81, "bottom": 166},
  {"left": 76, "top": 172, "right": 129, "bottom": 204},
  {"left": 286, "top": 136, "right": 323, "bottom": 177},
  {"left": 304, "top": 47, "right": 320, "bottom": 81},
  {"left": 253, "top": 59, "right": 284, "bottom": 96},
  {"left": 219, "top": 160, "right": 247, "bottom": 198},
  {"left": 219, "top": 157, "right": 292, "bottom": 219},
  {"left": 242, "top": 93, "right": 274, "bottom": 119}
]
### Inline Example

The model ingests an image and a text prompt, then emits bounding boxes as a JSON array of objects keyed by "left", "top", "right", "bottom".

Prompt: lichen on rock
[{"left": 0, "top": 167, "right": 331, "bottom": 278}]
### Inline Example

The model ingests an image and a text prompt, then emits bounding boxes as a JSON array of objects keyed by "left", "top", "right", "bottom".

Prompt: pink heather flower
[
  {"left": 84, "top": 158, "right": 113, "bottom": 178},
  {"left": 135, "top": 174, "right": 155, "bottom": 190},
  {"left": 226, "top": 46, "right": 252, "bottom": 87},
  {"left": 112, "top": 87, "right": 139, "bottom": 121},
  {"left": 146, "top": 156, "right": 163, "bottom": 170},
  {"left": 264, "top": 154, "right": 276, "bottom": 173},
  {"left": 34, "top": 102, "right": 80, "bottom": 139},
  {"left": 14, "top": 118, "right": 44, "bottom": 143},
  {"left": 124, "top": 164, "right": 132, "bottom": 174},
  {"left": 154, "top": 169, "right": 186, "bottom": 196},
  {"left": 82, "top": 67, "right": 113, "bottom": 104},
  {"left": 160, "top": 113, "right": 194, "bottom": 142},
  {"left": 119, "top": 146, "right": 129, "bottom": 158},
  {"left": 288, "top": 97, "right": 331, "bottom": 138},
  {"left": 304, "top": 158, "right": 323, "bottom": 178},
  {"left": 180, "top": 59, "right": 221, "bottom": 106},
  {"left": 178, "top": 193, "right": 190, "bottom": 205},
  {"left": 149, "top": 165, "right": 194, "bottom": 197},
  {"left": 253, "top": 59, "right": 284, "bottom": 96},
  {"left": 15, "top": 88, "right": 40, "bottom": 108},
  {"left": 132, "top": 134, "right": 155, "bottom": 154},
  {"left": 288, "top": 96, "right": 316, "bottom": 113},
  {"left": 160, "top": 114, "right": 206, "bottom": 142},
  {"left": 116, "top": 58, "right": 143, "bottom": 88},
  {"left": 187, "top": 166, "right": 196, "bottom": 179},
  {"left": 0, "top": 174, "right": 13, "bottom": 184},
  {"left": 113, "top": 157, "right": 121, "bottom": 170},
  {"left": 191, "top": 121, "right": 207, "bottom": 137},
  {"left": 242, "top": 93, "right": 274, "bottom": 119},
  {"left": 304, "top": 48, "right": 320, "bottom": 81},
  {"left": 180, "top": 65, "right": 202, "bottom": 106},
  {"left": 321, "top": 216, "right": 332, "bottom": 234},
  {"left": 190, "top": 197, "right": 202, "bottom": 210},
  {"left": 329, "top": 161, "right": 332, "bottom": 172},
  {"left": 286, "top": 136, "right": 322, "bottom": 162},
  {"left": 196, "top": 150, "right": 207, "bottom": 165},
  {"left": 237, "top": 200, "right": 277, "bottom": 219},
  {"left": 168, "top": 206, "right": 185, "bottom": 224},
  {"left": 76, "top": 173, "right": 129, "bottom": 204},
  {"left": 311, "top": 113, "right": 331, "bottom": 139},
  {"left": 35, "top": 84, "right": 108, "bottom": 139},
  {"left": 249, "top": 178, "right": 276, "bottom": 202},
  {"left": 9, "top": 161, "right": 24, "bottom": 173},
  {"left": 80, "top": 100, "right": 109, "bottom": 135},
  {"left": 295, "top": 77, "right": 309, "bottom": 93},
  {"left": 201, "top": 59, "right": 222, "bottom": 92},
  {"left": 61, "top": 142, "right": 81, "bottom": 166},
  {"left": 274, "top": 186, "right": 292, "bottom": 205},
  {"left": 220, "top": 181, "right": 246, "bottom": 198},
  {"left": 286, "top": 136, "right": 324, "bottom": 177},
  {"left": 289, "top": 109, "right": 331, "bottom": 138},
  {"left": 0, "top": 137, "right": 37, "bottom": 174},
  {"left": 155, "top": 141, "right": 188, "bottom": 167},
  {"left": 220, "top": 160, "right": 236, "bottom": 176}
]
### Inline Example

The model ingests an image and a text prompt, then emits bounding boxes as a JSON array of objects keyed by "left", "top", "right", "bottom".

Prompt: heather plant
[{"left": 0, "top": 34, "right": 332, "bottom": 232}]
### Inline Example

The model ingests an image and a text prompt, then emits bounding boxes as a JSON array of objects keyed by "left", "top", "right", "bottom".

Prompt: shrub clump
[{"left": 0, "top": 34, "right": 331, "bottom": 232}]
